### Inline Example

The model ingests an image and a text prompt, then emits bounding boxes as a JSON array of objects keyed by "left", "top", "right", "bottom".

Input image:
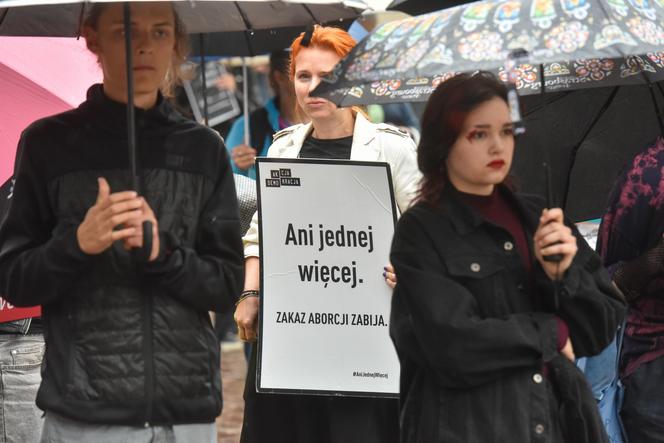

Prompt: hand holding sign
[{"left": 235, "top": 256, "right": 260, "bottom": 342}]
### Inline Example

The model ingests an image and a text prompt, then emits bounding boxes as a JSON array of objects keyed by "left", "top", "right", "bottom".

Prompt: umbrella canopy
[
  {"left": 388, "top": 0, "right": 468, "bottom": 15},
  {"left": 0, "top": 0, "right": 367, "bottom": 36},
  {"left": 0, "top": 36, "right": 101, "bottom": 182},
  {"left": 314, "top": 0, "right": 664, "bottom": 105}
]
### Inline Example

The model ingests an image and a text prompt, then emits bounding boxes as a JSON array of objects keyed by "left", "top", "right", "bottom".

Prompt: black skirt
[{"left": 240, "top": 345, "right": 399, "bottom": 443}]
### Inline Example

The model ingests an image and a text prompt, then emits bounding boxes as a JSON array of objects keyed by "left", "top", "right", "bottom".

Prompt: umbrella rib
[
  {"left": 657, "top": 83, "right": 664, "bottom": 110},
  {"left": 233, "top": 2, "right": 254, "bottom": 30},
  {"left": 232, "top": 2, "right": 256, "bottom": 56},
  {"left": 301, "top": 5, "right": 319, "bottom": 23},
  {"left": 637, "top": 69, "right": 664, "bottom": 136},
  {"left": 76, "top": 2, "right": 86, "bottom": 38},
  {"left": 561, "top": 86, "right": 620, "bottom": 210},
  {"left": 0, "top": 8, "right": 9, "bottom": 31},
  {"left": 646, "top": 81, "right": 664, "bottom": 136},
  {"left": 522, "top": 92, "right": 573, "bottom": 117}
]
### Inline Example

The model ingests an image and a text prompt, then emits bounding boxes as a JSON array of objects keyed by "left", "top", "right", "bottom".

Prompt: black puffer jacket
[{"left": 0, "top": 85, "right": 244, "bottom": 425}]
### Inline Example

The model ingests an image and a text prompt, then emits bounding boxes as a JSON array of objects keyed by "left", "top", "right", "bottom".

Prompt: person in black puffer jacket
[{"left": 0, "top": 2, "right": 243, "bottom": 440}]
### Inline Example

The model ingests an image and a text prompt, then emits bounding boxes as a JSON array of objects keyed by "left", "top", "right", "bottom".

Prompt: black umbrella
[
  {"left": 515, "top": 82, "right": 664, "bottom": 222},
  {"left": 388, "top": 0, "right": 469, "bottom": 15}
]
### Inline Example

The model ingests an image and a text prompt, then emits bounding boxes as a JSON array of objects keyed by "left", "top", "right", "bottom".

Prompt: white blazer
[{"left": 243, "top": 113, "right": 421, "bottom": 258}]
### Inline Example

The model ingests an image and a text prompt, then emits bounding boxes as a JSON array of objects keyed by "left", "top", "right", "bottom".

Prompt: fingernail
[{"left": 382, "top": 272, "right": 386, "bottom": 277}]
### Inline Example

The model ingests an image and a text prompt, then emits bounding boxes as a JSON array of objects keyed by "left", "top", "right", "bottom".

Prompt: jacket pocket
[
  {"left": 445, "top": 255, "right": 503, "bottom": 279},
  {"left": 444, "top": 255, "right": 507, "bottom": 317}
]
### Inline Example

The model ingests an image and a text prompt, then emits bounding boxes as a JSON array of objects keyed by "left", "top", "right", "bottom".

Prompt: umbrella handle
[
  {"left": 542, "top": 162, "right": 563, "bottom": 263},
  {"left": 131, "top": 220, "right": 154, "bottom": 263}
]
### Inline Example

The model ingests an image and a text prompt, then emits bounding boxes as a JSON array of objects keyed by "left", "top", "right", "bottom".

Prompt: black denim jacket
[{"left": 390, "top": 185, "right": 625, "bottom": 443}]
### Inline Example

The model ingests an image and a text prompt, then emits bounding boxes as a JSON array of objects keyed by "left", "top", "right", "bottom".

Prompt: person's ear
[{"left": 82, "top": 25, "right": 100, "bottom": 55}]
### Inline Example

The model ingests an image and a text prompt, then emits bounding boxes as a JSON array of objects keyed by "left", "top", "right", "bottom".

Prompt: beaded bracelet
[{"left": 235, "top": 290, "right": 260, "bottom": 306}]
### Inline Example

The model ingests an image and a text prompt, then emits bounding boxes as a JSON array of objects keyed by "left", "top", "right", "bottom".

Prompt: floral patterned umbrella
[{"left": 315, "top": 0, "right": 664, "bottom": 105}]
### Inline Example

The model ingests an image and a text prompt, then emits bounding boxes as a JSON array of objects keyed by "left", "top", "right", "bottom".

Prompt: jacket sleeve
[
  {"left": 379, "top": 131, "right": 421, "bottom": 214},
  {"left": 390, "top": 210, "right": 560, "bottom": 389},
  {"left": 243, "top": 210, "right": 260, "bottom": 258},
  {"left": 534, "top": 224, "right": 626, "bottom": 358},
  {"left": 0, "top": 133, "right": 92, "bottom": 307},
  {"left": 141, "top": 141, "right": 245, "bottom": 313}
]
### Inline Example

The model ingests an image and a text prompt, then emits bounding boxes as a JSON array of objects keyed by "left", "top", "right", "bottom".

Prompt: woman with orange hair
[{"left": 234, "top": 25, "right": 420, "bottom": 443}]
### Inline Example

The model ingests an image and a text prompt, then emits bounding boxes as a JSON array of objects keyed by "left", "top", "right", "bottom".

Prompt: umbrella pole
[
  {"left": 123, "top": 2, "right": 152, "bottom": 262},
  {"left": 123, "top": 3, "right": 138, "bottom": 193},
  {"left": 234, "top": 4, "right": 253, "bottom": 146},
  {"left": 561, "top": 86, "right": 620, "bottom": 210},
  {"left": 198, "top": 34, "right": 209, "bottom": 126},
  {"left": 243, "top": 58, "right": 250, "bottom": 146}
]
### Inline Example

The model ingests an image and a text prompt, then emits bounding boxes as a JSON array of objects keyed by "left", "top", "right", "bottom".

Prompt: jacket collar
[
  {"left": 279, "top": 112, "right": 381, "bottom": 160},
  {"left": 79, "top": 84, "right": 181, "bottom": 136},
  {"left": 442, "top": 184, "right": 540, "bottom": 236}
]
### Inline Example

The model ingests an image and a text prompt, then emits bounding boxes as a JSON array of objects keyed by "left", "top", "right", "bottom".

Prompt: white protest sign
[{"left": 256, "top": 158, "right": 400, "bottom": 397}]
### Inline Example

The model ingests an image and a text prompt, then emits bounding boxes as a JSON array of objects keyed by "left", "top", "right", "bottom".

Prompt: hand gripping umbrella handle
[
  {"left": 542, "top": 162, "right": 563, "bottom": 263},
  {"left": 131, "top": 220, "right": 154, "bottom": 264}
]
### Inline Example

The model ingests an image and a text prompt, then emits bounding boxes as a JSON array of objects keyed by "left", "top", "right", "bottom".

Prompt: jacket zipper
[{"left": 143, "top": 287, "right": 155, "bottom": 426}]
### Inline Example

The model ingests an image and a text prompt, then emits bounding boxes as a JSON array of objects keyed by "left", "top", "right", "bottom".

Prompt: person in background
[
  {"left": 0, "top": 3, "right": 243, "bottom": 441},
  {"left": 0, "top": 317, "right": 43, "bottom": 443},
  {"left": 389, "top": 72, "right": 625, "bottom": 443},
  {"left": 225, "top": 50, "right": 302, "bottom": 179},
  {"left": 597, "top": 136, "right": 664, "bottom": 443},
  {"left": 235, "top": 25, "right": 420, "bottom": 443},
  {"left": 0, "top": 177, "right": 45, "bottom": 443}
]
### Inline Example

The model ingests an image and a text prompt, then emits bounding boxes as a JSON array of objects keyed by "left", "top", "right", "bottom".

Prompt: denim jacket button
[
  {"left": 535, "top": 424, "right": 545, "bottom": 434},
  {"left": 470, "top": 263, "right": 481, "bottom": 272},
  {"left": 504, "top": 241, "right": 514, "bottom": 251},
  {"left": 533, "top": 373, "right": 543, "bottom": 384}
]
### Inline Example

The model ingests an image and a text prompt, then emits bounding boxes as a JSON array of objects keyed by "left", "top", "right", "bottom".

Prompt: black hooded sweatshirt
[{"left": 0, "top": 85, "right": 244, "bottom": 425}]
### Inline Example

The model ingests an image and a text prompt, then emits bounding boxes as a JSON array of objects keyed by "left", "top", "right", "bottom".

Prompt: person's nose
[
  {"left": 490, "top": 133, "right": 504, "bottom": 154},
  {"left": 134, "top": 29, "right": 153, "bottom": 55},
  {"left": 309, "top": 75, "right": 321, "bottom": 94}
]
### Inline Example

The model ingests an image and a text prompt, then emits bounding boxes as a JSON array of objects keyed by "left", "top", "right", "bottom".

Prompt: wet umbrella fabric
[
  {"left": 314, "top": 0, "right": 664, "bottom": 106},
  {"left": 0, "top": 0, "right": 367, "bottom": 36}
]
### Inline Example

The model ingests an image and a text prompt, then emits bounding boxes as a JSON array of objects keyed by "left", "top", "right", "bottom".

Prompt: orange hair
[
  {"left": 289, "top": 25, "right": 368, "bottom": 119},
  {"left": 289, "top": 25, "right": 356, "bottom": 79}
]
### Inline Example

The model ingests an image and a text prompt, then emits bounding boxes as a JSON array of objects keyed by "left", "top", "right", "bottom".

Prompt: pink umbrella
[
  {"left": 0, "top": 36, "right": 101, "bottom": 182},
  {"left": 0, "top": 36, "right": 101, "bottom": 321}
]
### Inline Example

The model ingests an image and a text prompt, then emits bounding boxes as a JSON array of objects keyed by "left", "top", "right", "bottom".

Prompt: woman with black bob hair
[{"left": 389, "top": 72, "right": 625, "bottom": 442}]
